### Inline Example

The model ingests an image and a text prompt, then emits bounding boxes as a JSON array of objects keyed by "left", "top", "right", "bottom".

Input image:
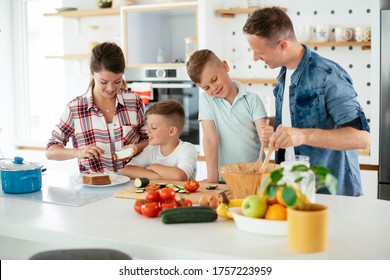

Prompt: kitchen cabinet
[
  {"left": 43, "top": 7, "right": 121, "bottom": 60},
  {"left": 122, "top": 1, "right": 198, "bottom": 67}
]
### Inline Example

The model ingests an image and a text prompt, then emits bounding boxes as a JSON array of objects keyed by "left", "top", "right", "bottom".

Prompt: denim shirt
[{"left": 273, "top": 46, "right": 370, "bottom": 196}]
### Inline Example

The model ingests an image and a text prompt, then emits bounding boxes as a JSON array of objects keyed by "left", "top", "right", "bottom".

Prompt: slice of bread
[
  {"left": 82, "top": 174, "right": 111, "bottom": 185},
  {"left": 115, "top": 148, "right": 135, "bottom": 161}
]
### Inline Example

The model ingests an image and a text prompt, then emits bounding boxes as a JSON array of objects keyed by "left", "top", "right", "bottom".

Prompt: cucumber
[
  {"left": 206, "top": 184, "right": 218, "bottom": 190},
  {"left": 177, "top": 189, "right": 188, "bottom": 193},
  {"left": 160, "top": 206, "right": 218, "bottom": 224},
  {"left": 161, "top": 210, "right": 218, "bottom": 224},
  {"left": 134, "top": 177, "right": 149, "bottom": 188}
]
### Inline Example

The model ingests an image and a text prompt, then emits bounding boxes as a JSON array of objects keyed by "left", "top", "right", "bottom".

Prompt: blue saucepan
[{"left": 0, "top": 157, "right": 43, "bottom": 194}]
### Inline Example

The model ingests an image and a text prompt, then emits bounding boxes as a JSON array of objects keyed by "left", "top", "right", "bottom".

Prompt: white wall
[{"left": 0, "top": 0, "right": 16, "bottom": 158}]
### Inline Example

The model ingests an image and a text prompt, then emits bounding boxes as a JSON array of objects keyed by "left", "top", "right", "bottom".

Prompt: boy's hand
[{"left": 260, "top": 119, "right": 273, "bottom": 148}]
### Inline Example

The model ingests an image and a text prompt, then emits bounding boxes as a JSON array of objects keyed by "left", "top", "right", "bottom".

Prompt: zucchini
[
  {"left": 134, "top": 177, "right": 149, "bottom": 188},
  {"left": 134, "top": 188, "right": 145, "bottom": 193},
  {"left": 160, "top": 206, "right": 218, "bottom": 224}
]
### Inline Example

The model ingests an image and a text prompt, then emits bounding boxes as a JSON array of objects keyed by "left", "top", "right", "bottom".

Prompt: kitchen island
[{"left": 1, "top": 171, "right": 390, "bottom": 260}]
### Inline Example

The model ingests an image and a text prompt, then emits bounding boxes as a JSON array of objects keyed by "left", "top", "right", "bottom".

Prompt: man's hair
[
  {"left": 186, "top": 49, "right": 222, "bottom": 84},
  {"left": 243, "top": 7, "right": 295, "bottom": 46},
  {"left": 146, "top": 99, "right": 185, "bottom": 133}
]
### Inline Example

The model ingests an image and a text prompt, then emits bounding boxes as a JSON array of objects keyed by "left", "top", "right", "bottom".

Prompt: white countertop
[{"left": 1, "top": 171, "right": 390, "bottom": 260}]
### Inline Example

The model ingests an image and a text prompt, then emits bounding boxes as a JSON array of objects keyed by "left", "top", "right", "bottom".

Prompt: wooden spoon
[{"left": 258, "top": 147, "right": 275, "bottom": 174}]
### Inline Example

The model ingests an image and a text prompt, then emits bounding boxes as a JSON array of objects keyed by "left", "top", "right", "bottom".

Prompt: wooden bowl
[{"left": 219, "top": 162, "right": 280, "bottom": 199}]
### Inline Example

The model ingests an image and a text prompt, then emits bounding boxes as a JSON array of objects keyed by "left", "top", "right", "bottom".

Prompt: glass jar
[
  {"left": 280, "top": 161, "right": 316, "bottom": 203},
  {"left": 185, "top": 37, "right": 197, "bottom": 62}
]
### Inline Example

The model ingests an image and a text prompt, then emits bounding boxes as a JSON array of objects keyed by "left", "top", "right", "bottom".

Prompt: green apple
[{"left": 241, "top": 195, "right": 267, "bottom": 218}]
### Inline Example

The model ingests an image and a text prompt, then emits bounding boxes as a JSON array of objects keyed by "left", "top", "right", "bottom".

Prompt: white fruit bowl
[{"left": 228, "top": 207, "right": 288, "bottom": 236}]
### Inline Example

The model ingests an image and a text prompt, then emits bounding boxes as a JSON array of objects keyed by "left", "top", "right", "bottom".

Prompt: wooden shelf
[
  {"left": 306, "top": 41, "right": 371, "bottom": 50},
  {"left": 234, "top": 78, "right": 277, "bottom": 86},
  {"left": 126, "top": 63, "right": 187, "bottom": 68},
  {"left": 45, "top": 54, "right": 90, "bottom": 60},
  {"left": 43, "top": 8, "right": 120, "bottom": 18},
  {"left": 215, "top": 7, "right": 287, "bottom": 18}
]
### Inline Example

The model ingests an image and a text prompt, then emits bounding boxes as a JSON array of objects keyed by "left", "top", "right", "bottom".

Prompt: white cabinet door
[{"left": 360, "top": 170, "right": 378, "bottom": 199}]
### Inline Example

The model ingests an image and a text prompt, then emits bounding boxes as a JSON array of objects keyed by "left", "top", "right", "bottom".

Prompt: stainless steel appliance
[
  {"left": 125, "top": 66, "right": 199, "bottom": 145},
  {"left": 379, "top": 10, "right": 390, "bottom": 200}
]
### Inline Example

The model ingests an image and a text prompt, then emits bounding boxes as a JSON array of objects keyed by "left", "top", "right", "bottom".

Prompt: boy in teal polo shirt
[{"left": 186, "top": 49, "right": 268, "bottom": 183}]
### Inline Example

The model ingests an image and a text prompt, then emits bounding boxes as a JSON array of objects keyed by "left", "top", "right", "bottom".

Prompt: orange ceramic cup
[{"left": 287, "top": 204, "right": 328, "bottom": 253}]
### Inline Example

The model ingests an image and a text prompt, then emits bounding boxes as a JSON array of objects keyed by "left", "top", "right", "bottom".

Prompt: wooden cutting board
[{"left": 114, "top": 180, "right": 230, "bottom": 203}]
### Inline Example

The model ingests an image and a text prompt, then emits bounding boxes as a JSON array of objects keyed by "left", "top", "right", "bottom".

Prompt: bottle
[{"left": 185, "top": 37, "right": 197, "bottom": 62}]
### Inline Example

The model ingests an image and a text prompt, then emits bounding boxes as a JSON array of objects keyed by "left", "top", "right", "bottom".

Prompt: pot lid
[{"left": 0, "top": 156, "right": 43, "bottom": 171}]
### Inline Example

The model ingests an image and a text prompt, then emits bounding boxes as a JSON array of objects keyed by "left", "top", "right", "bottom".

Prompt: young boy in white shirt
[{"left": 122, "top": 99, "right": 197, "bottom": 180}]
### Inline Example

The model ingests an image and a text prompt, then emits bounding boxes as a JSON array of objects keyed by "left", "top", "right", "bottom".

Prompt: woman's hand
[{"left": 75, "top": 145, "right": 105, "bottom": 159}]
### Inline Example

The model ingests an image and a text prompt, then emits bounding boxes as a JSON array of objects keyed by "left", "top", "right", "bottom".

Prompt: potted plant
[
  {"left": 259, "top": 164, "right": 338, "bottom": 210},
  {"left": 259, "top": 164, "right": 338, "bottom": 253}
]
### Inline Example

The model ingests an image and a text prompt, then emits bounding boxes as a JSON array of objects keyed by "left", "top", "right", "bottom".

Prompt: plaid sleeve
[{"left": 46, "top": 105, "right": 75, "bottom": 150}]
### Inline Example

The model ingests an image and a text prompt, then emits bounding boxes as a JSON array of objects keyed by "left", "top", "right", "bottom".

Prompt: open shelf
[
  {"left": 305, "top": 41, "right": 371, "bottom": 50},
  {"left": 234, "top": 78, "right": 277, "bottom": 86},
  {"left": 45, "top": 54, "right": 90, "bottom": 60},
  {"left": 43, "top": 8, "right": 120, "bottom": 18},
  {"left": 215, "top": 7, "right": 287, "bottom": 18}
]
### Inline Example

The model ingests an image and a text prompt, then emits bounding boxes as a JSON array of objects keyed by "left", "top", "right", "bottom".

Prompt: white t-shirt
[
  {"left": 282, "top": 69, "right": 295, "bottom": 159},
  {"left": 127, "top": 140, "right": 197, "bottom": 180}
]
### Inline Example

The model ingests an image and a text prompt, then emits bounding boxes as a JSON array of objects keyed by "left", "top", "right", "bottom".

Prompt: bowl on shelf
[
  {"left": 97, "top": 0, "right": 112, "bottom": 8},
  {"left": 219, "top": 162, "right": 280, "bottom": 199},
  {"left": 229, "top": 207, "right": 287, "bottom": 236}
]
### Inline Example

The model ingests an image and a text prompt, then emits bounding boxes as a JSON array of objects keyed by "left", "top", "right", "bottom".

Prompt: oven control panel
[{"left": 146, "top": 69, "right": 177, "bottom": 78}]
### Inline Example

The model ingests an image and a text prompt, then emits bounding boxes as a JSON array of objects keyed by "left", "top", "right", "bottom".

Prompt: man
[{"left": 243, "top": 7, "right": 370, "bottom": 196}]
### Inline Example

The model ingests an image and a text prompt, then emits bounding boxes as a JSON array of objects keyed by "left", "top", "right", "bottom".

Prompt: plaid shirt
[{"left": 46, "top": 89, "right": 148, "bottom": 173}]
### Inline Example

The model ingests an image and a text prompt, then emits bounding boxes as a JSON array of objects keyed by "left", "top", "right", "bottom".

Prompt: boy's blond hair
[
  {"left": 146, "top": 99, "right": 185, "bottom": 133},
  {"left": 186, "top": 49, "right": 222, "bottom": 84}
]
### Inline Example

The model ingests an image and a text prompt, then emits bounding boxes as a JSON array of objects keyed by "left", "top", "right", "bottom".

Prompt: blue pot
[{"left": 0, "top": 157, "right": 43, "bottom": 194}]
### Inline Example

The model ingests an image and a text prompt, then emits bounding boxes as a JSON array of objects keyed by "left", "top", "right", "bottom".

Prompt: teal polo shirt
[{"left": 198, "top": 81, "right": 268, "bottom": 168}]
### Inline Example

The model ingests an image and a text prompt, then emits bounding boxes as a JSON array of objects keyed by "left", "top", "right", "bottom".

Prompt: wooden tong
[{"left": 248, "top": 119, "right": 272, "bottom": 174}]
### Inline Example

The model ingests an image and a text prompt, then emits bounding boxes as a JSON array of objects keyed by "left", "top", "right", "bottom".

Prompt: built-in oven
[{"left": 125, "top": 66, "right": 199, "bottom": 145}]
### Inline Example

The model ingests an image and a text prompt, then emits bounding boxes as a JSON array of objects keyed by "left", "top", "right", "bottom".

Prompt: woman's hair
[
  {"left": 87, "top": 42, "right": 126, "bottom": 91},
  {"left": 186, "top": 49, "right": 221, "bottom": 84},
  {"left": 146, "top": 99, "right": 185, "bottom": 133},
  {"left": 243, "top": 7, "right": 295, "bottom": 46}
]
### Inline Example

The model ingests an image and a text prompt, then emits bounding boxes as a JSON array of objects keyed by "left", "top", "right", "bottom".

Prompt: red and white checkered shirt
[{"left": 46, "top": 89, "right": 148, "bottom": 173}]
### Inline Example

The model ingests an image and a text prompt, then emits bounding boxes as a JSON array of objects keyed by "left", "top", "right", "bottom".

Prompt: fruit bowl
[
  {"left": 219, "top": 162, "right": 280, "bottom": 198},
  {"left": 228, "top": 207, "right": 287, "bottom": 236}
]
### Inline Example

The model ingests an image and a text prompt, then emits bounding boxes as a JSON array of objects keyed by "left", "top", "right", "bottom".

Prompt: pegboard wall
[{"left": 209, "top": 0, "right": 373, "bottom": 124}]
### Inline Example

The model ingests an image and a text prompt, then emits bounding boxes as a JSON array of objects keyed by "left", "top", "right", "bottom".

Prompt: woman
[{"left": 46, "top": 42, "right": 148, "bottom": 173}]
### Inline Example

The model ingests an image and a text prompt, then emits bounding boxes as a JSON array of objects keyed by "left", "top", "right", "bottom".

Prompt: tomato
[
  {"left": 177, "top": 198, "right": 192, "bottom": 207},
  {"left": 145, "top": 190, "right": 161, "bottom": 203},
  {"left": 141, "top": 202, "right": 160, "bottom": 218},
  {"left": 184, "top": 180, "right": 200, "bottom": 192},
  {"left": 146, "top": 185, "right": 160, "bottom": 191},
  {"left": 134, "top": 199, "right": 146, "bottom": 215},
  {"left": 160, "top": 199, "right": 178, "bottom": 210},
  {"left": 159, "top": 187, "right": 176, "bottom": 201}
]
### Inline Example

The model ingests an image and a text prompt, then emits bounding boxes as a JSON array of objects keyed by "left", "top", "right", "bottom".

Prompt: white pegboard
[{"left": 214, "top": 0, "right": 373, "bottom": 120}]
